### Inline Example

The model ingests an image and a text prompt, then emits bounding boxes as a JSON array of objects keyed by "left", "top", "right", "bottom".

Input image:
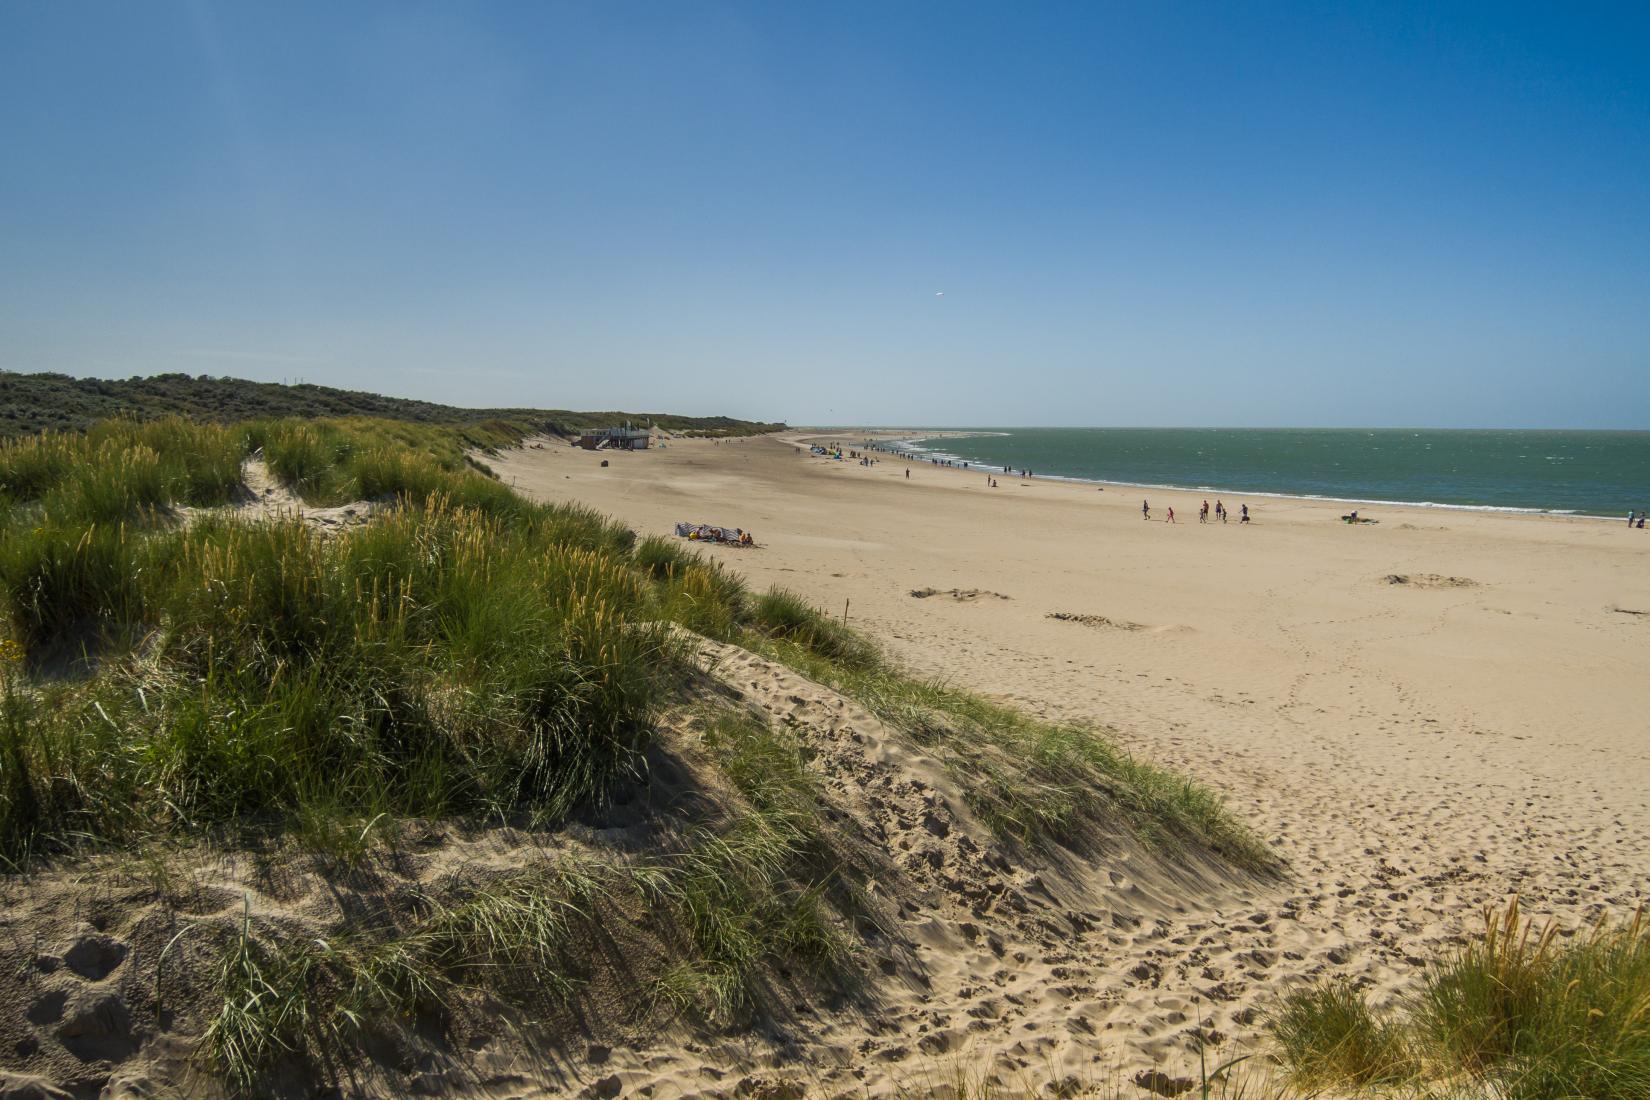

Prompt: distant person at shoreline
[
  {"left": 1216, "top": 500, "right": 1227, "bottom": 523},
  {"left": 1142, "top": 499, "right": 1151, "bottom": 520},
  {"left": 1166, "top": 506, "right": 1176, "bottom": 524},
  {"left": 1241, "top": 504, "right": 1250, "bottom": 523},
  {"left": 1199, "top": 500, "right": 1209, "bottom": 523}
]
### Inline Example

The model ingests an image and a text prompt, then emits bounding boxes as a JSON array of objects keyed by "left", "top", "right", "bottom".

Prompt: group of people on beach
[
  {"left": 1628, "top": 511, "right": 1647, "bottom": 529},
  {"left": 862, "top": 440, "right": 1034, "bottom": 479},
  {"left": 849, "top": 442, "right": 1266, "bottom": 524},
  {"left": 1146, "top": 498, "right": 1247, "bottom": 524}
]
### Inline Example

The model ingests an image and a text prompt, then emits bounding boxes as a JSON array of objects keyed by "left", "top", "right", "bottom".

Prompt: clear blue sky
[{"left": 2, "top": 2, "right": 1646, "bottom": 427}]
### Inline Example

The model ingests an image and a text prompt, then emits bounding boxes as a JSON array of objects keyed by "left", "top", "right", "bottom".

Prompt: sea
[{"left": 881, "top": 429, "right": 1650, "bottom": 519}]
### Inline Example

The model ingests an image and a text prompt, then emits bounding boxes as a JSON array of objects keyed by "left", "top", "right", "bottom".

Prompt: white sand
[{"left": 489, "top": 430, "right": 1650, "bottom": 1093}]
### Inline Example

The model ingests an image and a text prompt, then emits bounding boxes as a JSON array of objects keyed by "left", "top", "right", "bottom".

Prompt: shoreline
[{"left": 786, "top": 428, "right": 1635, "bottom": 524}]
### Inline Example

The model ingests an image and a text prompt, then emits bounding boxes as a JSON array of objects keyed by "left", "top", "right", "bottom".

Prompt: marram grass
[
  {"left": 1268, "top": 897, "right": 1650, "bottom": 1099},
  {"left": 0, "top": 498, "right": 677, "bottom": 860},
  {"left": 1, "top": 412, "right": 1293, "bottom": 1097},
  {"left": 1, "top": 411, "right": 1268, "bottom": 880},
  {"left": 736, "top": 608, "right": 1274, "bottom": 871}
]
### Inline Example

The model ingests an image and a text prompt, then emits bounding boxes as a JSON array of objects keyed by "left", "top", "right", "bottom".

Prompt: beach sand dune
[{"left": 490, "top": 431, "right": 1650, "bottom": 1092}]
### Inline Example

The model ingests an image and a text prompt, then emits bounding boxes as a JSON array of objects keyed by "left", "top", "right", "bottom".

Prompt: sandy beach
[{"left": 488, "top": 430, "right": 1650, "bottom": 1092}]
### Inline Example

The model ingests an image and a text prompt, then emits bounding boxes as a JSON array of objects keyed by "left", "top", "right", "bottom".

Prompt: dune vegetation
[
  {"left": 0, "top": 369, "right": 786, "bottom": 438},
  {"left": 1, "top": 411, "right": 1267, "bottom": 870},
  {"left": 0, "top": 411, "right": 1272, "bottom": 1093},
  {"left": 4, "top": 411, "right": 1629, "bottom": 1099},
  {"left": 1268, "top": 897, "right": 1650, "bottom": 1099}
]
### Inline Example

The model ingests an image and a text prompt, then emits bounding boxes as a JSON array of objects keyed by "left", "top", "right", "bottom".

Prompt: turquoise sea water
[{"left": 891, "top": 429, "right": 1650, "bottom": 518}]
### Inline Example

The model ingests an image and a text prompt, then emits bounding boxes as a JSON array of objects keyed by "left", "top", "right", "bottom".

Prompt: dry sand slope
[{"left": 492, "top": 432, "right": 1650, "bottom": 1089}]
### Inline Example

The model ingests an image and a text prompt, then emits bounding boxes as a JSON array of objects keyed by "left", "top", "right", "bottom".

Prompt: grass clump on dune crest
[
  {"left": 751, "top": 586, "right": 879, "bottom": 670},
  {"left": 642, "top": 539, "right": 749, "bottom": 640},
  {"left": 0, "top": 499, "right": 675, "bottom": 861},
  {"left": 0, "top": 417, "right": 245, "bottom": 519},
  {"left": 252, "top": 420, "right": 353, "bottom": 500},
  {"left": 246, "top": 415, "right": 536, "bottom": 510},
  {"left": 1270, "top": 898, "right": 1650, "bottom": 1099}
]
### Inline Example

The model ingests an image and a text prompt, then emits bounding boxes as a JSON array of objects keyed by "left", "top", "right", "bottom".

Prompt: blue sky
[{"left": 2, "top": 2, "right": 1646, "bottom": 427}]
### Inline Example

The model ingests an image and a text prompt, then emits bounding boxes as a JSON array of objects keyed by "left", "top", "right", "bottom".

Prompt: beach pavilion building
[{"left": 575, "top": 424, "right": 654, "bottom": 451}]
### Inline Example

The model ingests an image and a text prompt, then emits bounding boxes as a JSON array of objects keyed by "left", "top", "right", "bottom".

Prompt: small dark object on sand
[{"left": 1133, "top": 1069, "right": 1196, "bottom": 1097}]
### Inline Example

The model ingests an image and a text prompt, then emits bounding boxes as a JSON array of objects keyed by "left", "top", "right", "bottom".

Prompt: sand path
[{"left": 491, "top": 432, "right": 1650, "bottom": 1092}]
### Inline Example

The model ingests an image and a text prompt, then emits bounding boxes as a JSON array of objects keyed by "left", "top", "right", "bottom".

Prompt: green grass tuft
[
  {"left": 738, "top": 627, "right": 1273, "bottom": 869},
  {"left": 751, "top": 586, "right": 880, "bottom": 670},
  {"left": 1269, "top": 898, "right": 1650, "bottom": 1099},
  {"left": 635, "top": 708, "right": 858, "bottom": 1024},
  {"left": 1268, "top": 978, "right": 1415, "bottom": 1089},
  {"left": 203, "top": 867, "right": 596, "bottom": 1089}
]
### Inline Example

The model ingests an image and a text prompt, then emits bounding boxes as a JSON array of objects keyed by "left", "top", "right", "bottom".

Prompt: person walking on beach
[
  {"left": 1240, "top": 504, "right": 1250, "bottom": 523},
  {"left": 1200, "top": 500, "right": 1209, "bottom": 523},
  {"left": 905, "top": 468, "right": 909, "bottom": 479},
  {"left": 1166, "top": 506, "right": 1176, "bottom": 524},
  {"left": 1216, "top": 500, "right": 1227, "bottom": 523},
  {"left": 1142, "top": 499, "right": 1151, "bottom": 520}
]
